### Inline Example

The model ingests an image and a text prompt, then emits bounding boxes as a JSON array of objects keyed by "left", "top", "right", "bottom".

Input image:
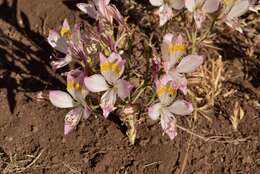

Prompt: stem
[
  {"left": 191, "top": 28, "right": 197, "bottom": 54},
  {"left": 198, "top": 16, "right": 217, "bottom": 43},
  {"left": 176, "top": 124, "right": 209, "bottom": 141},
  {"left": 132, "top": 86, "right": 146, "bottom": 104},
  {"left": 145, "top": 91, "right": 157, "bottom": 106}
]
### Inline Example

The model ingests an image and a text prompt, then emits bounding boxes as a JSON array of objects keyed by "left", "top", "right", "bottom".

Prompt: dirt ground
[{"left": 0, "top": 0, "right": 259, "bottom": 173}]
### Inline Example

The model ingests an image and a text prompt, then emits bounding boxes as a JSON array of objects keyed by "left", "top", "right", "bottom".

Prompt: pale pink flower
[
  {"left": 84, "top": 53, "right": 133, "bottom": 118},
  {"left": 148, "top": 76, "right": 193, "bottom": 140},
  {"left": 49, "top": 69, "right": 90, "bottom": 135},
  {"left": 161, "top": 33, "right": 186, "bottom": 69},
  {"left": 161, "top": 33, "right": 203, "bottom": 94},
  {"left": 220, "top": 0, "right": 250, "bottom": 33},
  {"left": 185, "top": 0, "right": 220, "bottom": 28},
  {"left": 47, "top": 19, "right": 87, "bottom": 69},
  {"left": 47, "top": 19, "right": 72, "bottom": 69},
  {"left": 150, "top": 0, "right": 185, "bottom": 26}
]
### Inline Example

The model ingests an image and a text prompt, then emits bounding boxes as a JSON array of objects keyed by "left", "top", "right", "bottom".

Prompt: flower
[
  {"left": 47, "top": 19, "right": 72, "bottom": 69},
  {"left": 185, "top": 0, "right": 220, "bottom": 29},
  {"left": 84, "top": 52, "right": 133, "bottom": 118},
  {"left": 161, "top": 33, "right": 186, "bottom": 69},
  {"left": 49, "top": 69, "right": 90, "bottom": 135},
  {"left": 148, "top": 75, "right": 193, "bottom": 140},
  {"left": 150, "top": 0, "right": 185, "bottom": 26},
  {"left": 161, "top": 33, "right": 203, "bottom": 94},
  {"left": 47, "top": 19, "right": 86, "bottom": 69},
  {"left": 220, "top": 0, "right": 250, "bottom": 33}
]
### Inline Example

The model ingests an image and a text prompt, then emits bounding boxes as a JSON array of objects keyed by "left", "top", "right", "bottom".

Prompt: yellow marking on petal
[
  {"left": 156, "top": 86, "right": 177, "bottom": 97},
  {"left": 167, "top": 43, "right": 186, "bottom": 54},
  {"left": 75, "top": 83, "right": 81, "bottom": 90},
  {"left": 60, "top": 27, "right": 71, "bottom": 37},
  {"left": 67, "top": 81, "right": 81, "bottom": 91},
  {"left": 223, "top": 0, "right": 235, "bottom": 6},
  {"left": 100, "top": 62, "right": 120, "bottom": 75}
]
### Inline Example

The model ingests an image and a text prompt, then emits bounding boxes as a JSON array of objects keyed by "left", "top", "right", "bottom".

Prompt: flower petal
[
  {"left": 193, "top": 11, "right": 206, "bottom": 29},
  {"left": 100, "top": 52, "right": 125, "bottom": 84},
  {"left": 185, "top": 0, "right": 196, "bottom": 12},
  {"left": 227, "top": 0, "right": 249, "bottom": 20},
  {"left": 163, "top": 33, "right": 174, "bottom": 43},
  {"left": 95, "top": 0, "right": 111, "bottom": 22},
  {"left": 83, "top": 105, "right": 91, "bottom": 120},
  {"left": 71, "top": 24, "right": 84, "bottom": 51},
  {"left": 99, "top": 52, "right": 107, "bottom": 64},
  {"left": 108, "top": 53, "right": 125, "bottom": 68},
  {"left": 150, "top": 0, "right": 163, "bottom": 6},
  {"left": 76, "top": 3, "right": 98, "bottom": 19},
  {"left": 67, "top": 69, "right": 88, "bottom": 104},
  {"left": 156, "top": 75, "right": 177, "bottom": 106},
  {"left": 64, "top": 107, "right": 82, "bottom": 135},
  {"left": 60, "top": 19, "right": 70, "bottom": 37},
  {"left": 116, "top": 79, "right": 133, "bottom": 100},
  {"left": 161, "top": 34, "right": 186, "bottom": 68},
  {"left": 50, "top": 54, "right": 72, "bottom": 69},
  {"left": 109, "top": 5, "right": 126, "bottom": 27},
  {"left": 177, "top": 55, "right": 203, "bottom": 73},
  {"left": 47, "top": 30, "right": 59, "bottom": 48},
  {"left": 49, "top": 90, "right": 75, "bottom": 108},
  {"left": 100, "top": 89, "right": 117, "bottom": 118},
  {"left": 169, "top": 0, "right": 185, "bottom": 10},
  {"left": 202, "top": 0, "right": 220, "bottom": 13},
  {"left": 160, "top": 108, "right": 174, "bottom": 129},
  {"left": 168, "top": 100, "right": 193, "bottom": 115},
  {"left": 159, "top": 4, "right": 173, "bottom": 26},
  {"left": 172, "top": 73, "right": 188, "bottom": 95},
  {"left": 148, "top": 103, "right": 162, "bottom": 120},
  {"left": 47, "top": 30, "right": 67, "bottom": 54},
  {"left": 84, "top": 74, "right": 109, "bottom": 92},
  {"left": 165, "top": 118, "right": 177, "bottom": 140},
  {"left": 225, "top": 19, "right": 243, "bottom": 33},
  {"left": 104, "top": 0, "right": 110, "bottom": 5}
]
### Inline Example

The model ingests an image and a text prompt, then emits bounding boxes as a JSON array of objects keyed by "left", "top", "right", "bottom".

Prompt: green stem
[
  {"left": 132, "top": 86, "right": 146, "bottom": 104},
  {"left": 145, "top": 91, "right": 157, "bottom": 106}
]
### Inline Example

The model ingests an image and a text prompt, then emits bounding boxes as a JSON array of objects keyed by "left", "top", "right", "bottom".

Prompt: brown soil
[{"left": 0, "top": 0, "right": 259, "bottom": 173}]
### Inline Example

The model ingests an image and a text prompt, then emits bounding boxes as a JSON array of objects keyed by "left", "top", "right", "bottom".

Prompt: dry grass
[
  {"left": 188, "top": 56, "right": 224, "bottom": 122},
  {"left": 230, "top": 101, "right": 245, "bottom": 131},
  {"left": 1, "top": 148, "right": 45, "bottom": 174}
]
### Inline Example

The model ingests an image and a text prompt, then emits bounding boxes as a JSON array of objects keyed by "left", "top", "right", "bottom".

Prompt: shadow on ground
[{"left": 0, "top": 0, "right": 65, "bottom": 113}]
